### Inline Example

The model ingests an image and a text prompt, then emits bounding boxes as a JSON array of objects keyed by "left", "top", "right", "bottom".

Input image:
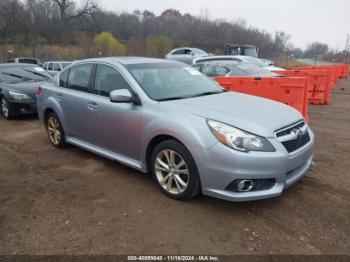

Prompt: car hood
[
  {"left": 1, "top": 81, "right": 44, "bottom": 96},
  {"left": 162, "top": 92, "right": 303, "bottom": 138}
]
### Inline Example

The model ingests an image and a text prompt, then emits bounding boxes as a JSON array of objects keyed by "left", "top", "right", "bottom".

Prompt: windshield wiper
[
  {"left": 1, "top": 72, "right": 32, "bottom": 81},
  {"left": 23, "top": 69, "right": 49, "bottom": 79},
  {"left": 157, "top": 96, "right": 189, "bottom": 102},
  {"left": 189, "top": 90, "right": 227, "bottom": 98}
]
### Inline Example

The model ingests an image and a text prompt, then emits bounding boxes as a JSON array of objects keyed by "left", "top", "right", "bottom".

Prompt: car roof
[
  {"left": 0, "top": 63, "right": 40, "bottom": 68},
  {"left": 44, "top": 61, "right": 72, "bottom": 63},
  {"left": 194, "top": 56, "right": 244, "bottom": 64},
  {"left": 13, "top": 57, "right": 39, "bottom": 60},
  {"left": 77, "top": 57, "right": 182, "bottom": 65},
  {"left": 197, "top": 60, "right": 242, "bottom": 66}
]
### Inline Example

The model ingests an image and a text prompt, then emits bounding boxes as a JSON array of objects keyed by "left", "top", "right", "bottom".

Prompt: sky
[{"left": 99, "top": 0, "right": 350, "bottom": 50}]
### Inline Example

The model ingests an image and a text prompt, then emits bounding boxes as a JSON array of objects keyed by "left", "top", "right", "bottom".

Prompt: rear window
[
  {"left": 235, "top": 63, "right": 271, "bottom": 74},
  {"left": 18, "top": 59, "right": 38, "bottom": 64}
]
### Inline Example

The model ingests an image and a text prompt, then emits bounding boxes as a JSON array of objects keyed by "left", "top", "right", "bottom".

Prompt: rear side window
[
  {"left": 93, "top": 64, "right": 132, "bottom": 97},
  {"left": 54, "top": 63, "right": 61, "bottom": 71},
  {"left": 67, "top": 64, "right": 93, "bottom": 92},
  {"left": 48, "top": 63, "right": 53, "bottom": 70},
  {"left": 172, "top": 49, "right": 185, "bottom": 55},
  {"left": 59, "top": 70, "right": 69, "bottom": 88}
]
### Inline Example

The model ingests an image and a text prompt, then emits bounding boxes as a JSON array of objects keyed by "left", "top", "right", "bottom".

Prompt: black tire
[
  {"left": 46, "top": 111, "right": 67, "bottom": 148},
  {"left": 1, "top": 96, "right": 13, "bottom": 119},
  {"left": 150, "top": 140, "right": 201, "bottom": 201}
]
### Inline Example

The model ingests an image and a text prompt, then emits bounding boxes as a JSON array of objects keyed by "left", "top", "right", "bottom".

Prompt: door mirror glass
[{"left": 110, "top": 89, "right": 133, "bottom": 103}]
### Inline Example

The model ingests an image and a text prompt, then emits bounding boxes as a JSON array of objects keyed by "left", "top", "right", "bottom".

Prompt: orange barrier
[
  {"left": 215, "top": 77, "right": 309, "bottom": 120},
  {"left": 340, "top": 64, "right": 349, "bottom": 79},
  {"left": 276, "top": 70, "right": 332, "bottom": 105},
  {"left": 295, "top": 66, "right": 338, "bottom": 88},
  {"left": 295, "top": 64, "right": 350, "bottom": 81}
]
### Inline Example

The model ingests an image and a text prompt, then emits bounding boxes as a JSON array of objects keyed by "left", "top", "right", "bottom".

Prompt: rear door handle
[{"left": 87, "top": 102, "right": 99, "bottom": 110}]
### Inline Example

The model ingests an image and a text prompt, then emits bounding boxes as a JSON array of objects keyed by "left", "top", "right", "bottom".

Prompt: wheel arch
[{"left": 145, "top": 134, "right": 186, "bottom": 173}]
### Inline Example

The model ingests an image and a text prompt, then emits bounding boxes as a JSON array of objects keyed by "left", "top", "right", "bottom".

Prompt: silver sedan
[{"left": 36, "top": 57, "right": 314, "bottom": 202}]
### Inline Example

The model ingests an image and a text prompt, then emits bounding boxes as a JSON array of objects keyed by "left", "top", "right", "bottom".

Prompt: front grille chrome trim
[
  {"left": 275, "top": 121, "right": 311, "bottom": 154},
  {"left": 276, "top": 123, "right": 308, "bottom": 143}
]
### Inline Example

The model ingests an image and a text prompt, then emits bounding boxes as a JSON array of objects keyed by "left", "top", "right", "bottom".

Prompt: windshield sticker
[
  {"left": 184, "top": 67, "right": 201, "bottom": 75},
  {"left": 34, "top": 67, "right": 45, "bottom": 72}
]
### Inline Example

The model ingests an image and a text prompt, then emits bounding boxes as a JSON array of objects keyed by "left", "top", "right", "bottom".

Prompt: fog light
[
  {"left": 226, "top": 178, "right": 276, "bottom": 193},
  {"left": 237, "top": 180, "right": 254, "bottom": 192}
]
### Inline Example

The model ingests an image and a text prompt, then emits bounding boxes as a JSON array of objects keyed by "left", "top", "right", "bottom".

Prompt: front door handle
[{"left": 87, "top": 102, "right": 99, "bottom": 110}]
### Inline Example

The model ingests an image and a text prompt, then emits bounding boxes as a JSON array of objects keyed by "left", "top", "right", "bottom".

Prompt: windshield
[
  {"left": 242, "top": 47, "right": 258, "bottom": 58},
  {"left": 227, "top": 47, "right": 239, "bottom": 56},
  {"left": 18, "top": 58, "right": 38, "bottom": 64},
  {"left": 192, "top": 48, "right": 208, "bottom": 55},
  {"left": 0, "top": 65, "right": 50, "bottom": 83},
  {"left": 126, "top": 63, "right": 223, "bottom": 101}
]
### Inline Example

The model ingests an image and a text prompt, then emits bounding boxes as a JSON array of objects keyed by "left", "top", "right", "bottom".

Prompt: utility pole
[
  {"left": 314, "top": 45, "right": 319, "bottom": 65},
  {"left": 345, "top": 33, "right": 350, "bottom": 64}
]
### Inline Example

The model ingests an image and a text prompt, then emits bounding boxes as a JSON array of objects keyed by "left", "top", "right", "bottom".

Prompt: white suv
[{"left": 43, "top": 61, "right": 72, "bottom": 76}]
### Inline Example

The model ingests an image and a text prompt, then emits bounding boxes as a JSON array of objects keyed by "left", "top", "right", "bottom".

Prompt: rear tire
[
  {"left": 46, "top": 112, "right": 67, "bottom": 148},
  {"left": 150, "top": 140, "right": 201, "bottom": 201}
]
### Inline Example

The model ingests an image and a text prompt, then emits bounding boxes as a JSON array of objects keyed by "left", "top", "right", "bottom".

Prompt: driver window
[{"left": 93, "top": 64, "right": 132, "bottom": 97}]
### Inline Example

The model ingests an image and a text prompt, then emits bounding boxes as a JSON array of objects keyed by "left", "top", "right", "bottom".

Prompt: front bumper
[
  {"left": 9, "top": 99, "right": 37, "bottom": 115},
  {"left": 193, "top": 129, "right": 315, "bottom": 202}
]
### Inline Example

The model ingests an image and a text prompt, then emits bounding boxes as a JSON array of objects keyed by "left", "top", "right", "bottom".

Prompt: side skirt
[{"left": 66, "top": 136, "right": 146, "bottom": 172}]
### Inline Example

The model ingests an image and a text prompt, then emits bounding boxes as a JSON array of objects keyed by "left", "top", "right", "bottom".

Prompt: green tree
[
  {"left": 146, "top": 35, "right": 172, "bottom": 58},
  {"left": 94, "top": 32, "right": 126, "bottom": 56}
]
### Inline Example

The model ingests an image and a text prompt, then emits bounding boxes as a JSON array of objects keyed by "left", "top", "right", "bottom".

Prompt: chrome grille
[
  {"left": 281, "top": 132, "right": 310, "bottom": 153},
  {"left": 275, "top": 121, "right": 311, "bottom": 153}
]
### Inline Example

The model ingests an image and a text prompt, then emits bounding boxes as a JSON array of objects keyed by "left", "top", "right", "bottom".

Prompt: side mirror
[{"left": 110, "top": 89, "right": 140, "bottom": 105}]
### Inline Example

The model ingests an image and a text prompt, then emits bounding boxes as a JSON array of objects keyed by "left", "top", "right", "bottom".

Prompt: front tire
[
  {"left": 1, "top": 96, "right": 13, "bottom": 119},
  {"left": 46, "top": 112, "right": 66, "bottom": 148},
  {"left": 150, "top": 140, "right": 201, "bottom": 201}
]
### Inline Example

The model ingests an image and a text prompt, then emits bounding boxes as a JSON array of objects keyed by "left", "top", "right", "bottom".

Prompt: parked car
[
  {"left": 8, "top": 57, "right": 43, "bottom": 67},
  {"left": 43, "top": 61, "right": 72, "bottom": 76},
  {"left": 223, "top": 44, "right": 275, "bottom": 65},
  {"left": 224, "top": 44, "right": 259, "bottom": 58},
  {"left": 37, "top": 57, "right": 314, "bottom": 202},
  {"left": 193, "top": 60, "right": 281, "bottom": 78},
  {"left": 0, "top": 64, "right": 51, "bottom": 119},
  {"left": 194, "top": 56, "right": 285, "bottom": 71},
  {"left": 234, "top": 56, "right": 286, "bottom": 71},
  {"left": 166, "top": 47, "right": 209, "bottom": 64}
]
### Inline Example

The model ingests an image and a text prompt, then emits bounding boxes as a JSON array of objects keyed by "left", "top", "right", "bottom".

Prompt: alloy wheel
[
  {"left": 1, "top": 98, "right": 9, "bottom": 118},
  {"left": 155, "top": 149, "right": 190, "bottom": 195},
  {"left": 47, "top": 116, "right": 61, "bottom": 145}
]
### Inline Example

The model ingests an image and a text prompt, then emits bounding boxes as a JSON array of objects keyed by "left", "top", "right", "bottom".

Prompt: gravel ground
[{"left": 0, "top": 79, "right": 349, "bottom": 255}]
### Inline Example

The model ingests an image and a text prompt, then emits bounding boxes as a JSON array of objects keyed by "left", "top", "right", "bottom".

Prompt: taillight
[{"left": 36, "top": 87, "right": 43, "bottom": 95}]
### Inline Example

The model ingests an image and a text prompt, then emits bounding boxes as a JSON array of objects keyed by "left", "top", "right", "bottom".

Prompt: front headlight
[
  {"left": 207, "top": 119, "right": 275, "bottom": 152},
  {"left": 9, "top": 91, "right": 32, "bottom": 100}
]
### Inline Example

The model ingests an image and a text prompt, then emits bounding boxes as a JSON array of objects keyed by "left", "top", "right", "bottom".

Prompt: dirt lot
[{"left": 0, "top": 80, "right": 350, "bottom": 256}]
